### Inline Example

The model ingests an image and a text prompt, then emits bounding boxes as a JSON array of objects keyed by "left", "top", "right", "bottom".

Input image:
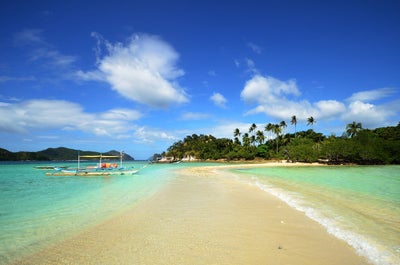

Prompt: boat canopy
[{"left": 79, "top": 155, "right": 120, "bottom": 158}]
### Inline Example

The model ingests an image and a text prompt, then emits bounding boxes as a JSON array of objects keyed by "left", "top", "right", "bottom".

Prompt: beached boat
[{"left": 45, "top": 152, "right": 142, "bottom": 176}]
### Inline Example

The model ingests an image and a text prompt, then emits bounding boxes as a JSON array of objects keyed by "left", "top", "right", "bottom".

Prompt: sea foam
[{"left": 252, "top": 178, "right": 399, "bottom": 265}]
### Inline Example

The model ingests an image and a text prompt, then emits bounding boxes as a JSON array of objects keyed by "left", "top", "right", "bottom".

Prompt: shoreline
[{"left": 13, "top": 163, "right": 369, "bottom": 265}]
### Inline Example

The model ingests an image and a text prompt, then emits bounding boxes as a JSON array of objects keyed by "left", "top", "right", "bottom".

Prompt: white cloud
[
  {"left": 241, "top": 74, "right": 398, "bottom": 129},
  {"left": 341, "top": 100, "right": 393, "bottom": 127},
  {"left": 343, "top": 88, "right": 399, "bottom": 128},
  {"left": 132, "top": 126, "right": 177, "bottom": 144},
  {"left": 314, "top": 100, "right": 346, "bottom": 119},
  {"left": 210, "top": 92, "right": 227, "bottom": 108},
  {"left": 0, "top": 99, "right": 141, "bottom": 137},
  {"left": 347, "top": 87, "right": 396, "bottom": 102},
  {"left": 79, "top": 33, "right": 189, "bottom": 108},
  {"left": 241, "top": 75, "right": 300, "bottom": 105}
]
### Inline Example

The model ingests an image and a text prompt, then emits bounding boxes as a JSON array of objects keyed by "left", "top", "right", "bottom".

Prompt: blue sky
[{"left": 1, "top": 0, "right": 399, "bottom": 159}]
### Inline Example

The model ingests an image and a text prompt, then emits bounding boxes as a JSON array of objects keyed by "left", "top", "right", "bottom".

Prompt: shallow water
[
  {"left": 0, "top": 161, "right": 180, "bottom": 263},
  {"left": 233, "top": 165, "right": 400, "bottom": 265},
  {"left": 1, "top": 162, "right": 399, "bottom": 265}
]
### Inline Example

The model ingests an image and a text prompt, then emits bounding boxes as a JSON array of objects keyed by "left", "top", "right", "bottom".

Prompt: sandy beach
[{"left": 15, "top": 163, "right": 369, "bottom": 265}]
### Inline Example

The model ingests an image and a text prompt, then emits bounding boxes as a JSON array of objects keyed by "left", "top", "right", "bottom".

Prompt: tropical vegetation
[{"left": 164, "top": 120, "right": 400, "bottom": 165}]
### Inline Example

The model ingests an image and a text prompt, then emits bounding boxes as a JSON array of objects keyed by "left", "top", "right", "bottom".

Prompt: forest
[{"left": 163, "top": 119, "right": 400, "bottom": 165}]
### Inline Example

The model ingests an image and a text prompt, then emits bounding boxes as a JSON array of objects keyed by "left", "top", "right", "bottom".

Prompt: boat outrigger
[{"left": 46, "top": 151, "right": 142, "bottom": 176}]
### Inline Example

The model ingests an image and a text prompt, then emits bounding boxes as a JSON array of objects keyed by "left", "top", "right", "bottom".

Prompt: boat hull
[{"left": 46, "top": 170, "right": 139, "bottom": 177}]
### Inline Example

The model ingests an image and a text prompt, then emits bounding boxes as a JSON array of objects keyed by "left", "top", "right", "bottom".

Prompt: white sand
[{"left": 15, "top": 163, "right": 369, "bottom": 265}]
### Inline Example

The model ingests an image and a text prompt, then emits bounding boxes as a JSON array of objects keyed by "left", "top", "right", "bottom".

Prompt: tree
[
  {"left": 271, "top": 124, "right": 282, "bottom": 153},
  {"left": 233, "top": 128, "right": 241, "bottom": 145},
  {"left": 291, "top": 115, "right": 297, "bottom": 136},
  {"left": 307, "top": 116, "right": 315, "bottom": 129},
  {"left": 249, "top": 123, "right": 257, "bottom": 146},
  {"left": 280, "top": 120, "right": 287, "bottom": 135},
  {"left": 346, "top": 121, "right": 362, "bottom": 138},
  {"left": 242, "top": 133, "right": 251, "bottom": 147},
  {"left": 249, "top": 123, "right": 257, "bottom": 134},
  {"left": 256, "top": 130, "right": 265, "bottom": 145},
  {"left": 265, "top": 123, "right": 274, "bottom": 141}
]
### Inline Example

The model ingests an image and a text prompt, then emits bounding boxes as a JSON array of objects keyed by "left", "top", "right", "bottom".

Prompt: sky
[{"left": 0, "top": 0, "right": 399, "bottom": 159}]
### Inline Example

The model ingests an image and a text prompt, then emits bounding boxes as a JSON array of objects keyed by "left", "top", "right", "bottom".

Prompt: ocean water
[
  {"left": 0, "top": 161, "right": 180, "bottom": 264},
  {"left": 233, "top": 165, "right": 400, "bottom": 265},
  {"left": 1, "top": 162, "right": 399, "bottom": 265}
]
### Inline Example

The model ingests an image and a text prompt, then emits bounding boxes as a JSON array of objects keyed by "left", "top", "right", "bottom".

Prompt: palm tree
[
  {"left": 346, "top": 121, "right": 362, "bottom": 138},
  {"left": 250, "top": 135, "right": 256, "bottom": 146},
  {"left": 307, "top": 116, "right": 315, "bottom": 129},
  {"left": 280, "top": 120, "right": 287, "bottom": 135},
  {"left": 242, "top": 133, "right": 250, "bottom": 147},
  {"left": 271, "top": 123, "right": 282, "bottom": 153},
  {"left": 291, "top": 115, "right": 297, "bottom": 137},
  {"left": 234, "top": 128, "right": 241, "bottom": 138},
  {"left": 249, "top": 123, "right": 257, "bottom": 134},
  {"left": 265, "top": 123, "right": 274, "bottom": 141},
  {"left": 256, "top": 130, "right": 265, "bottom": 145},
  {"left": 249, "top": 123, "right": 257, "bottom": 146},
  {"left": 233, "top": 128, "right": 241, "bottom": 145}
]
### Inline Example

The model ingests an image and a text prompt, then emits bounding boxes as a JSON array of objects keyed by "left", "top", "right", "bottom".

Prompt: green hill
[{"left": 0, "top": 147, "right": 135, "bottom": 161}]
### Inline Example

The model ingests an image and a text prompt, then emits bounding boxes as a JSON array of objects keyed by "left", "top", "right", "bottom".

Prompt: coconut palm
[
  {"left": 291, "top": 115, "right": 297, "bottom": 136},
  {"left": 233, "top": 128, "right": 241, "bottom": 145},
  {"left": 249, "top": 123, "right": 257, "bottom": 134},
  {"left": 242, "top": 133, "right": 250, "bottom": 147},
  {"left": 346, "top": 121, "right": 362, "bottom": 138},
  {"left": 307, "top": 116, "right": 315, "bottom": 129},
  {"left": 249, "top": 123, "right": 257, "bottom": 146},
  {"left": 256, "top": 130, "right": 265, "bottom": 145},
  {"left": 280, "top": 120, "right": 287, "bottom": 135},
  {"left": 265, "top": 123, "right": 274, "bottom": 141},
  {"left": 234, "top": 128, "right": 241, "bottom": 138},
  {"left": 271, "top": 123, "right": 282, "bottom": 153}
]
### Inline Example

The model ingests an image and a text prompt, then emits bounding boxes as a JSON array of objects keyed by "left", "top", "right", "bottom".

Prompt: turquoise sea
[
  {"left": 0, "top": 162, "right": 399, "bottom": 265},
  {"left": 233, "top": 165, "right": 400, "bottom": 265},
  {"left": 0, "top": 161, "right": 181, "bottom": 264}
]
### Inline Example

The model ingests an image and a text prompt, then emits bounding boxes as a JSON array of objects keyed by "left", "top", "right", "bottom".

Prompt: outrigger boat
[
  {"left": 46, "top": 152, "right": 142, "bottom": 176},
  {"left": 35, "top": 165, "right": 68, "bottom": 170}
]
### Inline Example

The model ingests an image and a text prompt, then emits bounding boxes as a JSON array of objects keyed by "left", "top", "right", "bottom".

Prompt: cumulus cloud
[
  {"left": 241, "top": 75, "right": 300, "bottom": 105},
  {"left": 78, "top": 33, "right": 188, "bottom": 108},
  {"left": 343, "top": 88, "right": 399, "bottom": 127},
  {"left": 210, "top": 92, "right": 227, "bottom": 108},
  {"left": 0, "top": 99, "right": 141, "bottom": 136},
  {"left": 241, "top": 74, "right": 398, "bottom": 128}
]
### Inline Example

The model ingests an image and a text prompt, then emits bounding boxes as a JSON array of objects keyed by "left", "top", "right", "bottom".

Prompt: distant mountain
[{"left": 0, "top": 147, "right": 134, "bottom": 161}]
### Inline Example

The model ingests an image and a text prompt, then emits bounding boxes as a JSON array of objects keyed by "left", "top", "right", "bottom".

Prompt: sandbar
[{"left": 14, "top": 163, "right": 369, "bottom": 264}]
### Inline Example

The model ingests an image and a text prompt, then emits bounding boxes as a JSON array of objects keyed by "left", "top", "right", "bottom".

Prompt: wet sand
[{"left": 15, "top": 164, "right": 369, "bottom": 265}]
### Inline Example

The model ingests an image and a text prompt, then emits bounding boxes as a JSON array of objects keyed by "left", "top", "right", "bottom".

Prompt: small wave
[{"left": 252, "top": 179, "right": 399, "bottom": 265}]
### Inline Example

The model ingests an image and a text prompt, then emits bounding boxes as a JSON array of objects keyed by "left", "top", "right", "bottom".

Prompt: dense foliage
[
  {"left": 164, "top": 122, "right": 400, "bottom": 165},
  {"left": 0, "top": 147, "right": 135, "bottom": 161}
]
